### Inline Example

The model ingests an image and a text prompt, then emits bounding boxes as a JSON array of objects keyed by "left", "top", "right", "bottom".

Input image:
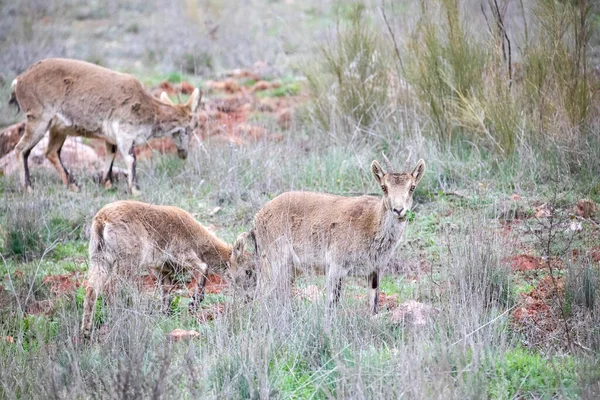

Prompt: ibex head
[
  {"left": 228, "top": 232, "right": 257, "bottom": 298},
  {"left": 371, "top": 153, "right": 426, "bottom": 221},
  {"left": 159, "top": 88, "right": 202, "bottom": 160}
]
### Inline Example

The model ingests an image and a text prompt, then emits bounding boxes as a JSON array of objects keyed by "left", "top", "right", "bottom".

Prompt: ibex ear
[
  {"left": 371, "top": 160, "right": 385, "bottom": 186},
  {"left": 160, "top": 92, "right": 175, "bottom": 105},
  {"left": 411, "top": 159, "right": 426, "bottom": 185},
  {"left": 232, "top": 232, "right": 248, "bottom": 262},
  {"left": 187, "top": 88, "right": 201, "bottom": 113}
]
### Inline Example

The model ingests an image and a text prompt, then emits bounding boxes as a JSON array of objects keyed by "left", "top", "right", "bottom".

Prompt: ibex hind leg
[
  {"left": 325, "top": 265, "right": 344, "bottom": 311},
  {"left": 159, "top": 272, "right": 173, "bottom": 314},
  {"left": 81, "top": 285, "right": 98, "bottom": 340},
  {"left": 15, "top": 117, "right": 52, "bottom": 191},
  {"left": 45, "top": 128, "right": 78, "bottom": 191},
  {"left": 188, "top": 259, "right": 209, "bottom": 312}
]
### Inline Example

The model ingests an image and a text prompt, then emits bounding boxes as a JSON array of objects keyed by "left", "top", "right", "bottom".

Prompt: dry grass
[{"left": 1, "top": 0, "right": 600, "bottom": 398}]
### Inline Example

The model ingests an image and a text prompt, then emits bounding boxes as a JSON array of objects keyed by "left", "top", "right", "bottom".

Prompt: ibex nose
[{"left": 393, "top": 207, "right": 405, "bottom": 217}]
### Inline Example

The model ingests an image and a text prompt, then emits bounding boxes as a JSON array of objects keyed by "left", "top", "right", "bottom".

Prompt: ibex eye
[
  {"left": 381, "top": 185, "right": 388, "bottom": 193},
  {"left": 410, "top": 186, "right": 416, "bottom": 192}
]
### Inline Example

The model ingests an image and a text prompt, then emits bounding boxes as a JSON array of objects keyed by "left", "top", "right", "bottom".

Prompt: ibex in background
[
  {"left": 9, "top": 58, "right": 201, "bottom": 194},
  {"left": 81, "top": 200, "right": 254, "bottom": 339},
  {"left": 252, "top": 154, "right": 425, "bottom": 313}
]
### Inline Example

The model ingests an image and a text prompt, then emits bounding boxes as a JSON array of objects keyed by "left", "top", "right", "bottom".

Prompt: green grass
[{"left": 488, "top": 348, "right": 579, "bottom": 399}]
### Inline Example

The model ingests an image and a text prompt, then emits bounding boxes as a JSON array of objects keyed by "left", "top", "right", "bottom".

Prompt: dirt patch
[
  {"left": 506, "top": 254, "right": 564, "bottom": 272},
  {"left": 188, "top": 274, "right": 228, "bottom": 295},
  {"left": 511, "top": 276, "right": 566, "bottom": 346},
  {"left": 41, "top": 272, "right": 83, "bottom": 297},
  {"left": 508, "top": 255, "right": 543, "bottom": 271}
]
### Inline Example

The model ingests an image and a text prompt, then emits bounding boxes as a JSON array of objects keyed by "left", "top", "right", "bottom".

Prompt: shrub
[{"left": 305, "top": 2, "right": 393, "bottom": 134}]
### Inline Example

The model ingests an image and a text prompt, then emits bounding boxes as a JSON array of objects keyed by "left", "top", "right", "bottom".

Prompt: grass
[{"left": 0, "top": 0, "right": 600, "bottom": 398}]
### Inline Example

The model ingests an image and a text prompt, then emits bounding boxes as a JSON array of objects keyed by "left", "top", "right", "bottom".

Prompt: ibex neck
[{"left": 374, "top": 198, "right": 406, "bottom": 256}]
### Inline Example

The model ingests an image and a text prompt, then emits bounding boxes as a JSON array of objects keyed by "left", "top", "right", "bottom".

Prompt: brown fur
[
  {"left": 11, "top": 58, "right": 201, "bottom": 193},
  {"left": 81, "top": 200, "right": 252, "bottom": 339},
  {"left": 252, "top": 158, "right": 426, "bottom": 313}
]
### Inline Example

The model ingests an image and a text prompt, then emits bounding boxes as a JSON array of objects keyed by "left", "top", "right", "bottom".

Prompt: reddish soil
[
  {"left": 511, "top": 276, "right": 565, "bottom": 339},
  {"left": 593, "top": 248, "right": 600, "bottom": 263},
  {"left": 507, "top": 254, "right": 543, "bottom": 271},
  {"left": 187, "top": 274, "right": 228, "bottom": 295},
  {"left": 41, "top": 272, "right": 84, "bottom": 296}
]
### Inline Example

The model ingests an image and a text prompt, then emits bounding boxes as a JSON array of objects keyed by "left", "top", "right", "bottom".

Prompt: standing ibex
[
  {"left": 252, "top": 154, "right": 425, "bottom": 313},
  {"left": 9, "top": 58, "right": 201, "bottom": 194},
  {"left": 81, "top": 200, "right": 254, "bottom": 339}
]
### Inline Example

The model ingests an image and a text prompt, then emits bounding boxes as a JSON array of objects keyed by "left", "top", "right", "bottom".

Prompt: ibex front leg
[
  {"left": 369, "top": 271, "right": 380, "bottom": 314},
  {"left": 117, "top": 135, "right": 140, "bottom": 196},
  {"left": 188, "top": 257, "right": 209, "bottom": 312}
]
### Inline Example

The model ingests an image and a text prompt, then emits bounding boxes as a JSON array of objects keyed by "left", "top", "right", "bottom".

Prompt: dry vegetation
[{"left": 1, "top": 0, "right": 600, "bottom": 398}]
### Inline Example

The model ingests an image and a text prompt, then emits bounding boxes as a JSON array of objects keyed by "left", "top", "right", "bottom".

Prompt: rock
[
  {"left": 0, "top": 121, "right": 25, "bottom": 159},
  {"left": 167, "top": 329, "right": 200, "bottom": 342},
  {"left": 389, "top": 300, "right": 438, "bottom": 327},
  {"left": 576, "top": 199, "right": 598, "bottom": 218}
]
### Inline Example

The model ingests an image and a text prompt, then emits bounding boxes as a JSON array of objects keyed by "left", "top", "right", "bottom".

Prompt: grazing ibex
[
  {"left": 9, "top": 58, "right": 201, "bottom": 194},
  {"left": 252, "top": 154, "right": 425, "bottom": 313},
  {"left": 81, "top": 200, "right": 254, "bottom": 339}
]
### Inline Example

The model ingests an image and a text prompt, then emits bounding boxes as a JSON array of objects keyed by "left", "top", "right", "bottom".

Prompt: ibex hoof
[
  {"left": 104, "top": 180, "right": 112, "bottom": 190},
  {"left": 131, "top": 187, "right": 142, "bottom": 197},
  {"left": 68, "top": 183, "right": 80, "bottom": 192}
]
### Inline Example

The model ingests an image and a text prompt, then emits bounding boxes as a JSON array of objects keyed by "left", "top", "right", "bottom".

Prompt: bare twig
[
  {"left": 451, "top": 304, "right": 518, "bottom": 347},
  {"left": 380, "top": 0, "right": 406, "bottom": 76},
  {"left": 492, "top": 0, "right": 512, "bottom": 87}
]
